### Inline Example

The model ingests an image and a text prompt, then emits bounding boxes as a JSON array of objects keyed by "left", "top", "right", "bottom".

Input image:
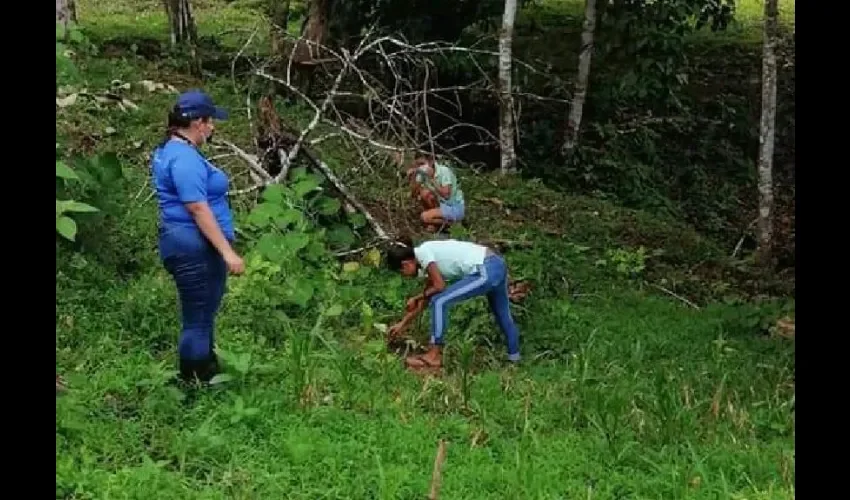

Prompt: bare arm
[
  {"left": 390, "top": 266, "right": 446, "bottom": 337},
  {"left": 185, "top": 201, "right": 237, "bottom": 260},
  {"left": 410, "top": 264, "right": 446, "bottom": 303},
  {"left": 394, "top": 299, "right": 427, "bottom": 331}
]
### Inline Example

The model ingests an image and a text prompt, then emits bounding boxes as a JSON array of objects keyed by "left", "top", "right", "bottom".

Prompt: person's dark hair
[
  {"left": 414, "top": 153, "right": 434, "bottom": 167},
  {"left": 385, "top": 236, "right": 416, "bottom": 271},
  {"left": 158, "top": 105, "right": 209, "bottom": 147}
]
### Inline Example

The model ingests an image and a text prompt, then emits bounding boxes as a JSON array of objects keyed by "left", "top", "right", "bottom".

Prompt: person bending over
[{"left": 385, "top": 237, "right": 521, "bottom": 369}]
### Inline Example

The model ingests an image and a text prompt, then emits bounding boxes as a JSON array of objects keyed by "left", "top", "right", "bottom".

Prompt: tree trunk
[
  {"left": 163, "top": 0, "right": 198, "bottom": 46},
  {"left": 498, "top": 0, "right": 518, "bottom": 174},
  {"left": 56, "top": 0, "right": 78, "bottom": 42},
  {"left": 301, "top": 0, "right": 331, "bottom": 60},
  {"left": 756, "top": 0, "right": 779, "bottom": 261},
  {"left": 56, "top": 0, "right": 77, "bottom": 22},
  {"left": 267, "top": 0, "right": 291, "bottom": 57},
  {"left": 561, "top": 0, "right": 597, "bottom": 158}
]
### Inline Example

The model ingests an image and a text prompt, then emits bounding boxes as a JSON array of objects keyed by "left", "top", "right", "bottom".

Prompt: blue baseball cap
[{"left": 174, "top": 89, "right": 229, "bottom": 120}]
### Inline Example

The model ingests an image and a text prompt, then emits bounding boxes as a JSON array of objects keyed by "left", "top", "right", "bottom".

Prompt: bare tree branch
[{"left": 220, "top": 29, "right": 566, "bottom": 240}]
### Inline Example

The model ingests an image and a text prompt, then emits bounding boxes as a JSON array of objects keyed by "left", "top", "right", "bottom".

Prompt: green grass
[{"left": 57, "top": 1, "right": 794, "bottom": 498}]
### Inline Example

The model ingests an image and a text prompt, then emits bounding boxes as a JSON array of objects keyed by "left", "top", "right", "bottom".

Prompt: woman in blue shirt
[{"left": 151, "top": 90, "right": 244, "bottom": 384}]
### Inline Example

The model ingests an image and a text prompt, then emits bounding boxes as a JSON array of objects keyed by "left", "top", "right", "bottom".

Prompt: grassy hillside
[{"left": 56, "top": 1, "right": 795, "bottom": 498}]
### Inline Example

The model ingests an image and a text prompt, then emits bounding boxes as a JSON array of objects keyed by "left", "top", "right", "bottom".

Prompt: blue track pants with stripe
[{"left": 429, "top": 253, "right": 521, "bottom": 361}]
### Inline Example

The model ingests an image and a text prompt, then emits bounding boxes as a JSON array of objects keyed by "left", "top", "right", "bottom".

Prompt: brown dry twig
[
  {"left": 428, "top": 439, "right": 448, "bottom": 500},
  {"left": 647, "top": 282, "right": 700, "bottom": 310}
]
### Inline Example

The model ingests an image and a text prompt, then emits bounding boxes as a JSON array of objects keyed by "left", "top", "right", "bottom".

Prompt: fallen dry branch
[
  {"left": 332, "top": 239, "right": 384, "bottom": 257},
  {"left": 223, "top": 30, "right": 564, "bottom": 241},
  {"left": 241, "top": 29, "right": 564, "bottom": 175},
  {"left": 216, "top": 139, "right": 272, "bottom": 182},
  {"left": 428, "top": 439, "right": 448, "bottom": 500},
  {"left": 647, "top": 282, "right": 700, "bottom": 310},
  {"left": 731, "top": 218, "right": 758, "bottom": 259}
]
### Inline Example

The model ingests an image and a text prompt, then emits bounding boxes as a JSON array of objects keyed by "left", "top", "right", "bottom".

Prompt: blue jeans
[
  {"left": 429, "top": 253, "right": 521, "bottom": 361},
  {"left": 160, "top": 226, "right": 228, "bottom": 362}
]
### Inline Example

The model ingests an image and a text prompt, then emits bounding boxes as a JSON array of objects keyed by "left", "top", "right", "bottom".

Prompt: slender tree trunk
[
  {"left": 56, "top": 0, "right": 78, "bottom": 42},
  {"left": 498, "top": 0, "right": 518, "bottom": 174},
  {"left": 756, "top": 0, "right": 779, "bottom": 261},
  {"left": 267, "top": 0, "right": 291, "bottom": 56},
  {"left": 562, "top": 0, "right": 597, "bottom": 158},
  {"left": 163, "top": 0, "right": 198, "bottom": 46},
  {"left": 302, "top": 0, "right": 330, "bottom": 60},
  {"left": 56, "top": 0, "right": 77, "bottom": 22}
]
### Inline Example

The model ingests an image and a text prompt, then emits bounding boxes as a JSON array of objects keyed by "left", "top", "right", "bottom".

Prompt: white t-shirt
[{"left": 414, "top": 240, "right": 487, "bottom": 281}]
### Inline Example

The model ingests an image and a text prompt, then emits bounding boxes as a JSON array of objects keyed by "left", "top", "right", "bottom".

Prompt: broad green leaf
[
  {"left": 285, "top": 279, "right": 314, "bottom": 307},
  {"left": 327, "top": 224, "right": 356, "bottom": 248},
  {"left": 56, "top": 216, "right": 77, "bottom": 241},
  {"left": 56, "top": 160, "right": 78, "bottom": 180},
  {"left": 274, "top": 208, "right": 305, "bottom": 229},
  {"left": 292, "top": 175, "right": 321, "bottom": 199},
  {"left": 246, "top": 210, "right": 273, "bottom": 228},
  {"left": 247, "top": 202, "right": 284, "bottom": 227},
  {"left": 281, "top": 232, "right": 310, "bottom": 253},
  {"left": 290, "top": 167, "right": 309, "bottom": 181},
  {"left": 304, "top": 241, "right": 327, "bottom": 262},
  {"left": 209, "top": 373, "right": 234, "bottom": 385},
  {"left": 262, "top": 184, "right": 285, "bottom": 204},
  {"left": 256, "top": 233, "right": 286, "bottom": 261},
  {"left": 56, "top": 200, "right": 98, "bottom": 215},
  {"left": 347, "top": 212, "right": 367, "bottom": 229},
  {"left": 314, "top": 196, "right": 341, "bottom": 216},
  {"left": 69, "top": 201, "right": 98, "bottom": 213}
]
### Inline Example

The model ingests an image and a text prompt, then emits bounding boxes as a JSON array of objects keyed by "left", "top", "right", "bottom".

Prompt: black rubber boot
[
  {"left": 197, "top": 353, "right": 219, "bottom": 382},
  {"left": 178, "top": 358, "right": 200, "bottom": 384},
  {"left": 177, "top": 360, "right": 209, "bottom": 384},
  {"left": 178, "top": 353, "right": 219, "bottom": 384}
]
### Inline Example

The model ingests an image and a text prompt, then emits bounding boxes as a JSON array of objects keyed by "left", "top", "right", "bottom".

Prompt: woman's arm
[
  {"left": 185, "top": 201, "right": 237, "bottom": 260},
  {"left": 170, "top": 154, "right": 244, "bottom": 273}
]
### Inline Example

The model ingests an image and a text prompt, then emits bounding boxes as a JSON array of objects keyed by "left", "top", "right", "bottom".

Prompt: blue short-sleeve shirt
[{"left": 151, "top": 139, "right": 235, "bottom": 257}]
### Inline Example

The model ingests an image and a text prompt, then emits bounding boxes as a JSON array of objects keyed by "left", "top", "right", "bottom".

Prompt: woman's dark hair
[
  {"left": 158, "top": 105, "right": 209, "bottom": 147},
  {"left": 385, "top": 236, "right": 416, "bottom": 271}
]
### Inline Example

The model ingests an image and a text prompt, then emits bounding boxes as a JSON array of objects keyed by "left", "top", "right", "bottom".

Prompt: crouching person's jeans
[{"left": 159, "top": 225, "right": 228, "bottom": 364}]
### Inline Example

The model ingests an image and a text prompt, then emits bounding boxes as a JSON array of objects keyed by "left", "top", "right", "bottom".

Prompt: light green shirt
[
  {"left": 414, "top": 239, "right": 487, "bottom": 281},
  {"left": 415, "top": 162, "right": 464, "bottom": 206}
]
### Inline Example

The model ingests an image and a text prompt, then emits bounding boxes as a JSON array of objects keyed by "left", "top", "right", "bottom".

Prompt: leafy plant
[
  {"left": 56, "top": 160, "right": 98, "bottom": 242},
  {"left": 595, "top": 246, "right": 651, "bottom": 278}
]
